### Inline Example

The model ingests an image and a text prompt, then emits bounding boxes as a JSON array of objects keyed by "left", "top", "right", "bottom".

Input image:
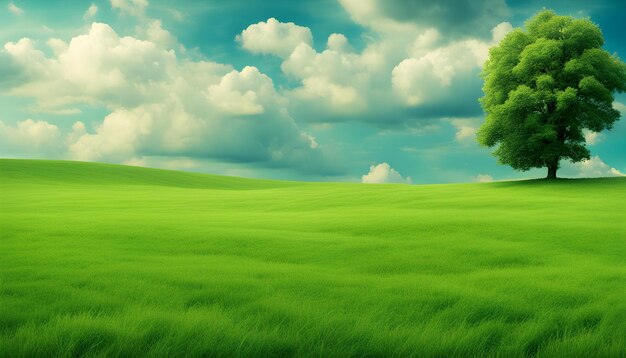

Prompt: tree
[{"left": 477, "top": 10, "right": 626, "bottom": 179}]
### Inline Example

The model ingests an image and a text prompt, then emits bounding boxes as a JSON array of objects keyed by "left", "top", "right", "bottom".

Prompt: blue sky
[{"left": 0, "top": 0, "right": 624, "bottom": 183}]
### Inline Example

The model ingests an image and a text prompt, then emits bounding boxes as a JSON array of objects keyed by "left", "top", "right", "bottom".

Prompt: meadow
[{"left": 1, "top": 159, "right": 626, "bottom": 357}]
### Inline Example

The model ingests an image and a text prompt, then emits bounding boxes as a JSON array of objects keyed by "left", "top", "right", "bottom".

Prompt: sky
[{"left": 0, "top": 0, "right": 625, "bottom": 184}]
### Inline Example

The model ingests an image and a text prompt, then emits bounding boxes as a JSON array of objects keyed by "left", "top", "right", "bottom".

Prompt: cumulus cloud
[
  {"left": 0, "top": 119, "right": 61, "bottom": 155},
  {"left": 84, "top": 3, "right": 98, "bottom": 19},
  {"left": 136, "top": 19, "right": 177, "bottom": 49},
  {"left": 237, "top": 13, "right": 512, "bottom": 127},
  {"left": 237, "top": 18, "right": 313, "bottom": 58},
  {"left": 561, "top": 156, "right": 625, "bottom": 178},
  {"left": 281, "top": 41, "right": 371, "bottom": 114},
  {"left": 7, "top": 2, "right": 24, "bottom": 15},
  {"left": 392, "top": 25, "right": 511, "bottom": 106},
  {"left": 3, "top": 23, "right": 179, "bottom": 110},
  {"left": 1, "top": 22, "right": 335, "bottom": 175},
  {"left": 206, "top": 66, "right": 279, "bottom": 115},
  {"left": 362, "top": 163, "right": 412, "bottom": 184},
  {"left": 327, "top": 33, "right": 351, "bottom": 52}
]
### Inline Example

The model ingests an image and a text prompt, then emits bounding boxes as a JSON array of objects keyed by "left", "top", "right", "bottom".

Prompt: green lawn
[{"left": 1, "top": 159, "right": 626, "bottom": 357}]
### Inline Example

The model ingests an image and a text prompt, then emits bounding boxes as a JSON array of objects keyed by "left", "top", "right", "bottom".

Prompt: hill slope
[{"left": 1, "top": 159, "right": 626, "bottom": 356}]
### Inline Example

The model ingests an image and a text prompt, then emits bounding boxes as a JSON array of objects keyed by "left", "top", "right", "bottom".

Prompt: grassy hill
[{"left": 1, "top": 159, "right": 626, "bottom": 357}]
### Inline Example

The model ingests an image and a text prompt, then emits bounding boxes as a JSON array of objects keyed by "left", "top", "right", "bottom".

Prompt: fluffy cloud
[
  {"left": 206, "top": 66, "right": 280, "bottom": 115},
  {"left": 392, "top": 25, "right": 510, "bottom": 106},
  {"left": 281, "top": 41, "right": 372, "bottom": 115},
  {"left": 561, "top": 156, "right": 625, "bottom": 178},
  {"left": 0, "top": 119, "right": 61, "bottom": 155},
  {"left": 4, "top": 23, "right": 177, "bottom": 110},
  {"left": 1, "top": 22, "right": 335, "bottom": 175},
  {"left": 7, "top": 2, "right": 24, "bottom": 16},
  {"left": 237, "top": 18, "right": 313, "bottom": 58},
  {"left": 239, "top": 16, "right": 511, "bottom": 127},
  {"left": 362, "top": 163, "right": 412, "bottom": 184}
]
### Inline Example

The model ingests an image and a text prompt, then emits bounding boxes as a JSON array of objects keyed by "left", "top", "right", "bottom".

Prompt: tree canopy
[{"left": 478, "top": 10, "right": 626, "bottom": 178}]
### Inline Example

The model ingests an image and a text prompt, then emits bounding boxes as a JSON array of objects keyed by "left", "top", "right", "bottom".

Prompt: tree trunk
[{"left": 546, "top": 162, "right": 558, "bottom": 179}]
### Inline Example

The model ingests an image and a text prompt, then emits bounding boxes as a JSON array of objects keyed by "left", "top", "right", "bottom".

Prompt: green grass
[{"left": 1, "top": 159, "right": 626, "bottom": 357}]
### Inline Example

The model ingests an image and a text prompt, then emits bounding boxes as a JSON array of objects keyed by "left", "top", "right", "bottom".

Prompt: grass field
[{"left": 1, "top": 159, "right": 626, "bottom": 357}]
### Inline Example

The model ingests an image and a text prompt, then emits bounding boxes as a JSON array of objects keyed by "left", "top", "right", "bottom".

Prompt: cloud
[
  {"left": 491, "top": 22, "right": 513, "bottom": 43},
  {"left": 474, "top": 174, "right": 494, "bottom": 182},
  {"left": 7, "top": 2, "right": 24, "bottom": 15},
  {"left": 327, "top": 33, "right": 351, "bottom": 52},
  {"left": 281, "top": 41, "right": 370, "bottom": 115},
  {"left": 392, "top": 24, "right": 510, "bottom": 106},
  {"left": 0, "top": 119, "right": 61, "bottom": 155},
  {"left": 339, "top": 0, "right": 509, "bottom": 38},
  {"left": 84, "top": 3, "right": 98, "bottom": 19},
  {"left": 561, "top": 156, "right": 625, "bottom": 178},
  {"left": 235, "top": 12, "right": 511, "bottom": 127},
  {"left": 136, "top": 19, "right": 177, "bottom": 49},
  {"left": 450, "top": 118, "right": 480, "bottom": 141},
  {"left": 110, "top": 0, "right": 148, "bottom": 16},
  {"left": 362, "top": 163, "right": 412, "bottom": 184},
  {"left": 583, "top": 129, "right": 603, "bottom": 145},
  {"left": 206, "top": 66, "right": 279, "bottom": 115},
  {"left": 4, "top": 23, "right": 177, "bottom": 110},
  {"left": 1, "top": 22, "right": 337, "bottom": 175},
  {"left": 237, "top": 18, "right": 313, "bottom": 58},
  {"left": 280, "top": 20, "right": 508, "bottom": 126}
]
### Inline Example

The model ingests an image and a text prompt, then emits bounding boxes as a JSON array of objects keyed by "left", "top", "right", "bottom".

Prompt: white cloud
[
  {"left": 234, "top": 8, "right": 512, "bottom": 128},
  {"left": 0, "top": 119, "right": 60, "bottom": 155},
  {"left": 136, "top": 20, "right": 177, "bottom": 49},
  {"left": 235, "top": 15, "right": 511, "bottom": 125},
  {"left": 327, "top": 33, "right": 351, "bottom": 52},
  {"left": 110, "top": 0, "right": 148, "bottom": 16},
  {"left": 237, "top": 18, "right": 313, "bottom": 58},
  {"left": 206, "top": 66, "right": 279, "bottom": 115},
  {"left": 562, "top": 156, "right": 625, "bottom": 178},
  {"left": 450, "top": 118, "right": 479, "bottom": 141},
  {"left": 84, "top": 3, "right": 98, "bottom": 19},
  {"left": 7, "top": 2, "right": 24, "bottom": 15},
  {"left": 583, "top": 129, "right": 603, "bottom": 145},
  {"left": 1, "top": 22, "right": 334, "bottom": 174},
  {"left": 474, "top": 174, "right": 494, "bottom": 182},
  {"left": 392, "top": 24, "right": 509, "bottom": 106},
  {"left": 362, "top": 163, "right": 411, "bottom": 184},
  {"left": 491, "top": 22, "right": 513, "bottom": 43},
  {"left": 614, "top": 101, "right": 626, "bottom": 114},
  {"left": 4, "top": 23, "right": 177, "bottom": 110},
  {"left": 280, "top": 41, "right": 372, "bottom": 114}
]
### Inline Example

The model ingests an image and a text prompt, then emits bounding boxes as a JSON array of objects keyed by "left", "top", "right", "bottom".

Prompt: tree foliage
[{"left": 478, "top": 10, "right": 626, "bottom": 178}]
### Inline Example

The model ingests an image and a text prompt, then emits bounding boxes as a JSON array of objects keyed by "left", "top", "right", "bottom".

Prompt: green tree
[{"left": 478, "top": 10, "right": 626, "bottom": 179}]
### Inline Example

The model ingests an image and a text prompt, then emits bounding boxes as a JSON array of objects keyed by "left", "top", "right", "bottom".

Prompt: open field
[{"left": 1, "top": 159, "right": 626, "bottom": 356}]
